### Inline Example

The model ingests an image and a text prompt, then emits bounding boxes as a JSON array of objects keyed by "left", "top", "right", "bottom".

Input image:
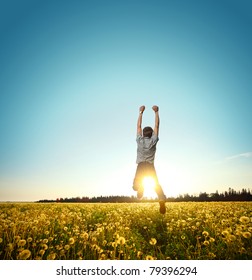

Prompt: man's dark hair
[{"left": 143, "top": 126, "right": 153, "bottom": 138}]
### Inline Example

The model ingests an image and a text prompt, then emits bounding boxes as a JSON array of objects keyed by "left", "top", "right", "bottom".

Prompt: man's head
[{"left": 143, "top": 126, "right": 153, "bottom": 138}]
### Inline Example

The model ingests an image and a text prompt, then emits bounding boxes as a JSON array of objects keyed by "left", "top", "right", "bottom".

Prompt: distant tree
[
  {"left": 199, "top": 192, "right": 209, "bottom": 201},
  {"left": 210, "top": 191, "right": 220, "bottom": 201}
]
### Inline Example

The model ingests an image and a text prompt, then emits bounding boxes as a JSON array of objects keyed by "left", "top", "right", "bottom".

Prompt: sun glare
[
  {"left": 156, "top": 163, "right": 197, "bottom": 198},
  {"left": 142, "top": 176, "right": 156, "bottom": 199}
]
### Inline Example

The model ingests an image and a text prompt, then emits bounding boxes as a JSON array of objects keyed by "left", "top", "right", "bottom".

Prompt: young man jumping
[{"left": 133, "top": 105, "right": 166, "bottom": 214}]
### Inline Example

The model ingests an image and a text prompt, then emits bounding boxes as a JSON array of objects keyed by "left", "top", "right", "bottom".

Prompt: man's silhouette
[{"left": 133, "top": 105, "right": 166, "bottom": 214}]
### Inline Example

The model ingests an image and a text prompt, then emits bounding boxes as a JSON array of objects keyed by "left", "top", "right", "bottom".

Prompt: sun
[
  {"left": 142, "top": 176, "right": 156, "bottom": 199},
  {"left": 156, "top": 163, "right": 196, "bottom": 198}
]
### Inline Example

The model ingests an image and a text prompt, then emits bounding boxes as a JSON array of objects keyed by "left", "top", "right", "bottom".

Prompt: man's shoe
[{"left": 159, "top": 201, "right": 166, "bottom": 214}]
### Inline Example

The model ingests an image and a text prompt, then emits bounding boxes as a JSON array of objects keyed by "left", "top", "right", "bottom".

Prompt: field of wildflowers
[{"left": 0, "top": 202, "right": 251, "bottom": 260}]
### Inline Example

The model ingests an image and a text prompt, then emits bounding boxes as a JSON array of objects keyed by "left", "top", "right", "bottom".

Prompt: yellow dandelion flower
[
  {"left": 208, "top": 252, "right": 216, "bottom": 258},
  {"left": 210, "top": 237, "right": 215, "bottom": 243},
  {"left": 241, "top": 225, "right": 246, "bottom": 230},
  {"left": 202, "top": 231, "right": 209, "bottom": 237},
  {"left": 55, "top": 245, "right": 61, "bottom": 250},
  {"left": 80, "top": 232, "right": 89, "bottom": 240},
  {"left": 69, "top": 238, "right": 75, "bottom": 245},
  {"left": 18, "top": 239, "right": 26, "bottom": 247},
  {"left": 97, "top": 227, "right": 103, "bottom": 233},
  {"left": 146, "top": 255, "right": 154, "bottom": 260},
  {"left": 43, "top": 239, "right": 48, "bottom": 244},
  {"left": 40, "top": 214, "right": 46, "bottom": 219},
  {"left": 91, "top": 237, "right": 97, "bottom": 243},
  {"left": 242, "top": 232, "right": 251, "bottom": 239},
  {"left": 137, "top": 251, "right": 143, "bottom": 258},
  {"left": 42, "top": 244, "right": 48, "bottom": 250},
  {"left": 149, "top": 238, "right": 157, "bottom": 245},
  {"left": 118, "top": 236, "right": 126, "bottom": 245},
  {"left": 27, "top": 237, "right": 33, "bottom": 243},
  {"left": 181, "top": 235, "right": 186, "bottom": 240},
  {"left": 7, "top": 243, "right": 13, "bottom": 251},
  {"left": 64, "top": 226, "right": 68, "bottom": 231},
  {"left": 92, "top": 244, "right": 99, "bottom": 251},
  {"left": 64, "top": 244, "right": 70, "bottom": 250},
  {"left": 222, "top": 230, "right": 229, "bottom": 236},
  {"left": 239, "top": 247, "right": 246, "bottom": 254},
  {"left": 227, "top": 227, "right": 232, "bottom": 233},
  {"left": 226, "top": 235, "right": 236, "bottom": 242},
  {"left": 47, "top": 253, "right": 56, "bottom": 260},
  {"left": 77, "top": 250, "right": 82, "bottom": 257},
  {"left": 203, "top": 241, "right": 209, "bottom": 246},
  {"left": 239, "top": 216, "right": 250, "bottom": 223},
  {"left": 248, "top": 227, "right": 252, "bottom": 233},
  {"left": 0, "top": 238, "right": 3, "bottom": 243},
  {"left": 19, "top": 249, "right": 31, "bottom": 260},
  {"left": 39, "top": 249, "right": 45, "bottom": 256},
  {"left": 99, "top": 253, "right": 106, "bottom": 260},
  {"left": 60, "top": 249, "right": 65, "bottom": 256},
  {"left": 14, "top": 236, "right": 21, "bottom": 243},
  {"left": 45, "top": 231, "right": 49, "bottom": 235}
]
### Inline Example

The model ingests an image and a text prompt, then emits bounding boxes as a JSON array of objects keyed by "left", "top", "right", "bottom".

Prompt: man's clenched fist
[
  {"left": 139, "top": 105, "right": 145, "bottom": 112},
  {"left": 152, "top": 105, "right": 159, "bottom": 112}
]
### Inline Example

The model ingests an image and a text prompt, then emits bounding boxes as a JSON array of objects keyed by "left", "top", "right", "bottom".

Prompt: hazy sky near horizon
[{"left": 0, "top": 0, "right": 252, "bottom": 201}]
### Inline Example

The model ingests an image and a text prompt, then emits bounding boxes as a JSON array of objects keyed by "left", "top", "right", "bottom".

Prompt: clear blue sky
[{"left": 0, "top": 0, "right": 251, "bottom": 201}]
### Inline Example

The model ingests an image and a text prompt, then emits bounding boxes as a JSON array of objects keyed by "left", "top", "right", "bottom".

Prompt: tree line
[
  {"left": 175, "top": 188, "right": 252, "bottom": 202},
  {"left": 37, "top": 188, "right": 252, "bottom": 203}
]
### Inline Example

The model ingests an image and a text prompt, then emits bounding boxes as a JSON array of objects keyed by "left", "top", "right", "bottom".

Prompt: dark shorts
[
  {"left": 133, "top": 162, "right": 159, "bottom": 189},
  {"left": 133, "top": 162, "right": 166, "bottom": 201}
]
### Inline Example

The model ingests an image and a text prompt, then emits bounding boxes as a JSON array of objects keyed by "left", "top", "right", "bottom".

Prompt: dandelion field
[{"left": 0, "top": 202, "right": 252, "bottom": 260}]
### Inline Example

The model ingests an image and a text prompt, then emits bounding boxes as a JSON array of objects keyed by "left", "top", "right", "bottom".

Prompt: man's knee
[
  {"left": 133, "top": 184, "right": 141, "bottom": 191},
  {"left": 133, "top": 179, "right": 143, "bottom": 191}
]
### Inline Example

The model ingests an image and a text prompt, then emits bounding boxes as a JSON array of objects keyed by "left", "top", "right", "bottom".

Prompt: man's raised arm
[
  {"left": 137, "top": 105, "right": 145, "bottom": 136},
  {"left": 152, "top": 105, "right": 159, "bottom": 136}
]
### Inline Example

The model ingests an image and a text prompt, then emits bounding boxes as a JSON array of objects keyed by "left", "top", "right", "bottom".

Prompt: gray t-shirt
[{"left": 136, "top": 134, "right": 159, "bottom": 164}]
